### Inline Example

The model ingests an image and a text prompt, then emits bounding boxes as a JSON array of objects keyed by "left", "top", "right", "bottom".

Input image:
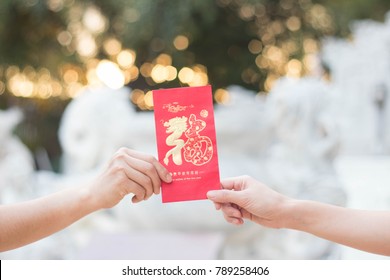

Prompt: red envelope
[{"left": 153, "top": 85, "right": 220, "bottom": 203}]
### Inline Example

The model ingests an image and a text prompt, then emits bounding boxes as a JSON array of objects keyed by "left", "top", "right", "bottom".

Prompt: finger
[
  {"left": 230, "top": 218, "right": 244, "bottom": 225},
  {"left": 151, "top": 159, "right": 172, "bottom": 184},
  {"left": 123, "top": 148, "right": 172, "bottom": 191},
  {"left": 123, "top": 148, "right": 172, "bottom": 183},
  {"left": 213, "top": 201, "right": 222, "bottom": 210},
  {"left": 222, "top": 212, "right": 244, "bottom": 225},
  {"left": 125, "top": 180, "right": 147, "bottom": 203},
  {"left": 221, "top": 203, "right": 243, "bottom": 219},
  {"left": 117, "top": 158, "right": 154, "bottom": 200},
  {"left": 220, "top": 176, "right": 246, "bottom": 191},
  {"left": 240, "top": 208, "right": 254, "bottom": 221},
  {"left": 113, "top": 149, "right": 160, "bottom": 196},
  {"left": 207, "top": 189, "right": 242, "bottom": 205},
  {"left": 123, "top": 154, "right": 161, "bottom": 195}
]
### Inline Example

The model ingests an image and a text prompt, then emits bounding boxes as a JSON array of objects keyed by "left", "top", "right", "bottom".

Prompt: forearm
[
  {"left": 0, "top": 186, "right": 98, "bottom": 252},
  {"left": 283, "top": 200, "right": 390, "bottom": 256}
]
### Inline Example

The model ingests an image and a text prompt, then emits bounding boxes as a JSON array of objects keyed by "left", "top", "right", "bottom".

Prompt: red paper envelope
[{"left": 153, "top": 85, "right": 220, "bottom": 203}]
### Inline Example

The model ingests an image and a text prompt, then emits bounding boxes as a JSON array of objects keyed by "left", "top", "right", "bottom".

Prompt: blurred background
[{"left": 1, "top": 0, "right": 390, "bottom": 260}]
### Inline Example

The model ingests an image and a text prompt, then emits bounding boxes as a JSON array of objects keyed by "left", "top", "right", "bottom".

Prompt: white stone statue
[
  {"left": 0, "top": 108, "right": 35, "bottom": 204},
  {"left": 263, "top": 77, "right": 344, "bottom": 202},
  {"left": 59, "top": 86, "right": 136, "bottom": 174},
  {"left": 321, "top": 13, "right": 390, "bottom": 154},
  {"left": 238, "top": 77, "right": 347, "bottom": 259}
]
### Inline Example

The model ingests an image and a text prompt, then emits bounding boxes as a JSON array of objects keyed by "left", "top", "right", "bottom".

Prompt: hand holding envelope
[{"left": 153, "top": 85, "right": 220, "bottom": 203}]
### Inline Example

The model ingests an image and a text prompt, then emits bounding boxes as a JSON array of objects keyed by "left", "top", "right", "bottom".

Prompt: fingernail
[
  {"left": 166, "top": 173, "right": 172, "bottom": 182},
  {"left": 207, "top": 191, "right": 216, "bottom": 199}
]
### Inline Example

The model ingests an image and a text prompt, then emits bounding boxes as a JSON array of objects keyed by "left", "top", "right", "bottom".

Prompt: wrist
[
  {"left": 76, "top": 183, "right": 102, "bottom": 214},
  {"left": 282, "top": 199, "right": 322, "bottom": 231},
  {"left": 278, "top": 198, "right": 306, "bottom": 230}
]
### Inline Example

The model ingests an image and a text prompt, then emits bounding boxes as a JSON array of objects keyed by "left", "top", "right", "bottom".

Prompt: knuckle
[
  {"left": 140, "top": 175, "right": 152, "bottom": 188},
  {"left": 143, "top": 162, "right": 155, "bottom": 174},
  {"left": 118, "top": 171, "right": 128, "bottom": 182},
  {"left": 130, "top": 183, "right": 144, "bottom": 196},
  {"left": 220, "top": 190, "right": 230, "bottom": 200},
  {"left": 144, "top": 154, "right": 157, "bottom": 163},
  {"left": 240, "top": 175, "right": 251, "bottom": 181},
  {"left": 112, "top": 151, "right": 127, "bottom": 163},
  {"left": 111, "top": 161, "right": 125, "bottom": 172},
  {"left": 117, "top": 147, "right": 128, "bottom": 154}
]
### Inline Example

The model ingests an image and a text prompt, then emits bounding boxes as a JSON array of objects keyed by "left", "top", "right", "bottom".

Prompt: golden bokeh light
[
  {"left": 128, "top": 66, "right": 139, "bottom": 81},
  {"left": 286, "top": 16, "right": 301, "bottom": 32},
  {"left": 303, "top": 54, "right": 319, "bottom": 73},
  {"left": 103, "top": 38, "right": 122, "bottom": 56},
  {"left": 190, "top": 72, "right": 208, "bottom": 87},
  {"left": 83, "top": 5, "right": 107, "bottom": 34},
  {"left": 123, "top": 66, "right": 139, "bottom": 84},
  {"left": 248, "top": 39, "right": 263, "bottom": 54},
  {"left": 63, "top": 69, "right": 79, "bottom": 84},
  {"left": 303, "top": 38, "right": 319, "bottom": 53},
  {"left": 144, "top": 90, "right": 154, "bottom": 109},
  {"left": 155, "top": 53, "right": 172, "bottom": 66},
  {"left": 307, "top": 4, "right": 335, "bottom": 33},
  {"left": 270, "top": 20, "right": 285, "bottom": 35},
  {"left": 131, "top": 89, "right": 144, "bottom": 104},
  {"left": 86, "top": 68, "right": 99, "bottom": 86},
  {"left": 66, "top": 82, "right": 84, "bottom": 98},
  {"left": 0, "top": 81, "right": 5, "bottom": 95},
  {"left": 285, "top": 59, "right": 302, "bottom": 78},
  {"left": 47, "top": 0, "right": 65, "bottom": 12},
  {"left": 239, "top": 5, "right": 255, "bottom": 20},
  {"left": 96, "top": 60, "right": 125, "bottom": 89},
  {"left": 177, "top": 65, "right": 208, "bottom": 87},
  {"left": 76, "top": 32, "right": 97, "bottom": 57},
  {"left": 173, "top": 35, "right": 189, "bottom": 51},
  {"left": 7, "top": 73, "right": 34, "bottom": 98},
  {"left": 6, "top": 66, "right": 20, "bottom": 80},
  {"left": 57, "top": 31, "right": 72, "bottom": 46},
  {"left": 3, "top": 65, "right": 70, "bottom": 99},
  {"left": 130, "top": 89, "right": 151, "bottom": 111},
  {"left": 264, "top": 74, "right": 278, "bottom": 92},
  {"left": 255, "top": 54, "right": 269, "bottom": 69},
  {"left": 178, "top": 67, "right": 195, "bottom": 84},
  {"left": 166, "top": 65, "right": 178, "bottom": 81},
  {"left": 214, "top": 88, "right": 230, "bottom": 105},
  {"left": 265, "top": 46, "right": 285, "bottom": 64},
  {"left": 117, "top": 49, "right": 136, "bottom": 68},
  {"left": 140, "top": 63, "right": 153, "bottom": 78},
  {"left": 151, "top": 64, "right": 169, "bottom": 83}
]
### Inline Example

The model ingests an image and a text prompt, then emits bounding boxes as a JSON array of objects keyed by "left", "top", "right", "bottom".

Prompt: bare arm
[
  {"left": 0, "top": 186, "right": 96, "bottom": 252},
  {"left": 0, "top": 148, "right": 172, "bottom": 252},
  {"left": 207, "top": 176, "right": 390, "bottom": 256},
  {"left": 285, "top": 200, "right": 390, "bottom": 256}
]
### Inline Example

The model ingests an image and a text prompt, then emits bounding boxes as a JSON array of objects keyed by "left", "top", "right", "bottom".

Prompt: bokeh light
[
  {"left": 173, "top": 35, "right": 189, "bottom": 50},
  {"left": 1, "top": 0, "right": 385, "bottom": 112},
  {"left": 96, "top": 60, "right": 125, "bottom": 89},
  {"left": 117, "top": 49, "right": 136, "bottom": 68}
]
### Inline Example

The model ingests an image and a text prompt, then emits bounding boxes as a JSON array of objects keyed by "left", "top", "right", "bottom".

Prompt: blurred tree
[
  {"left": 1, "top": 0, "right": 390, "bottom": 169},
  {"left": 324, "top": 0, "right": 390, "bottom": 36}
]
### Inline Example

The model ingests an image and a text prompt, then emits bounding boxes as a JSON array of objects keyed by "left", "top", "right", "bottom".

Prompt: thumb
[{"left": 207, "top": 189, "right": 242, "bottom": 205}]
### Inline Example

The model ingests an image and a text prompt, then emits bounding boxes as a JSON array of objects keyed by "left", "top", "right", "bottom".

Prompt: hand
[
  {"left": 208, "top": 176, "right": 390, "bottom": 256},
  {"left": 87, "top": 147, "right": 172, "bottom": 209},
  {"left": 207, "top": 175, "right": 290, "bottom": 228}
]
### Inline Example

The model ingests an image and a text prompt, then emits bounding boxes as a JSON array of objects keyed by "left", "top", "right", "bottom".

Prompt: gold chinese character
[{"left": 163, "top": 116, "right": 188, "bottom": 165}]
